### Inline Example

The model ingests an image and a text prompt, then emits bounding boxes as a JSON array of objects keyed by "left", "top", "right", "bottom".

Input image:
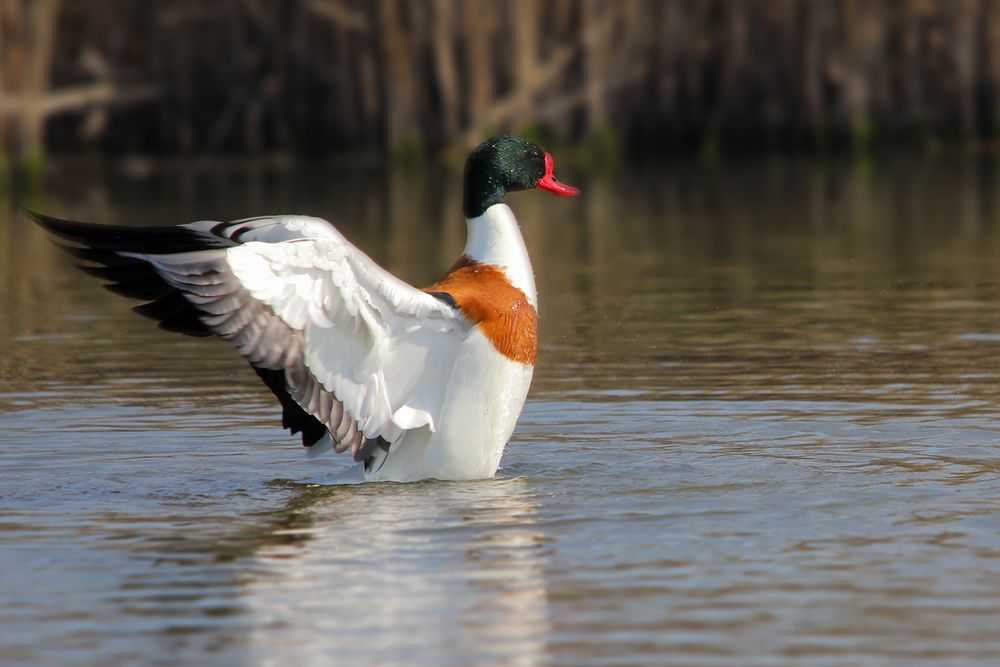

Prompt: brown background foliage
[{"left": 3, "top": 0, "right": 1000, "bottom": 160}]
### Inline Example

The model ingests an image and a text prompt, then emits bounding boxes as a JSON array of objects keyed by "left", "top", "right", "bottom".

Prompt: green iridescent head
[{"left": 463, "top": 135, "right": 580, "bottom": 218}]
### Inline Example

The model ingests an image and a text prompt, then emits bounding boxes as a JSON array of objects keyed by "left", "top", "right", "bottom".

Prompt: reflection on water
[
  {"left": 242, "top": 479, "right": 547, "bottom": 666},
  {"left": 4, "top": 157, "right": 1000, "bottom": 664}
]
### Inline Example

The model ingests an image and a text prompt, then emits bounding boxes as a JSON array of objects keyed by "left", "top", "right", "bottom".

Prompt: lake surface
[{"left": 4, "top": 156, "right": 1000, "bottom": 665}]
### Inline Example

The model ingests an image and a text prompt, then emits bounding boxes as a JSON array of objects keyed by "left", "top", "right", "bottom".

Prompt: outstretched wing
[{"left": 32, "top": 212, "right": 469, "bottom": 460}]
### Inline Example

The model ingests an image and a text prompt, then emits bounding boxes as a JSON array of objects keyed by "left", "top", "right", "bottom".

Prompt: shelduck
[{"left": 31, "top": 135, "right": 580, "bottom": 482}]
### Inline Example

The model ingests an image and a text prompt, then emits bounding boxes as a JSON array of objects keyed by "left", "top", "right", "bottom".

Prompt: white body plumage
[{"left": 359, "top": 203, "right": 538, "bottom": 482}]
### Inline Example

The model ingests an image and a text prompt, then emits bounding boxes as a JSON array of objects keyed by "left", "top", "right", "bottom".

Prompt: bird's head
[{"left": 463, "top": 135, "right": 580, "bottom": 218}]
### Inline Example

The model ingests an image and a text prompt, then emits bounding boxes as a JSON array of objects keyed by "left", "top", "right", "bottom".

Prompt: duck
[{"left": 30, "top": 135, "right": 580, "bottom": 483}]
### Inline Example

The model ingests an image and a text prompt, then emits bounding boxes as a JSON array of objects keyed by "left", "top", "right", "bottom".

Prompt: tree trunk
[
  {"left": 511, "top": 0, "right": 539, "bottom": 127},
  {"left": 431, "top": 0, "right": 459, "bottom": 143},
  {"left": 581, "top": 0, "right": 608, "bottom": 132},
  {"left": 460, "top": 0, "right": 494, "bottom": 145},
  {"left": 377, "top": 0, "right": 419, "bottom": 154},
  {"left": 23, "top": 0, "right": 61, "bottom": 158}
]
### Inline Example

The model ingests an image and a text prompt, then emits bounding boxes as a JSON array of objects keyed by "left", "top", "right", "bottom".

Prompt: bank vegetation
[{"left": 3, "top": 0, "right": 1000, "bottom": 164}]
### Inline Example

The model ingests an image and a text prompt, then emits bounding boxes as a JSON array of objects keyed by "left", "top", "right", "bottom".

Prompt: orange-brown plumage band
[{"left": 425, "top": 256, "right": 537, "bottom": 366}]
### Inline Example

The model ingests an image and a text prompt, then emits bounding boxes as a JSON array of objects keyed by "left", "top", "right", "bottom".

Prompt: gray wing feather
[{"left": 147, "top": 251, "right": 370, "bottom": 459}]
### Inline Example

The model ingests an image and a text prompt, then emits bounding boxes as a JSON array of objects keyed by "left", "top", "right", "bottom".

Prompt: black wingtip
[
  {"left": 29, "top": 209, "right": 215, "bottom": 337},
  {"left": 26, "top": 209, "right": 113, "bottom": 258},
  {"left": 26, "top": 210, "right": 116, "bottom": 248},
  {"left": 28, "top": 210, "right": 233, "bottom": 254},
  {"left": 24, "top": 208, "right": 61, "bottom": 238},
  {"left": 25, "top": 209, "right": 76, "bottom": 237}
]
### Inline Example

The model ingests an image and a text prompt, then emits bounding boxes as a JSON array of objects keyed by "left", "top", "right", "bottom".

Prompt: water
[{"left": 5, "top": 157, "right": 1000, "bottom": 665}]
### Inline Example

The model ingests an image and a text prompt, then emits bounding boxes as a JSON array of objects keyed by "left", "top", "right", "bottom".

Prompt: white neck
[{"left": 464, "top": 203, "right": 537, "bottom": 307}]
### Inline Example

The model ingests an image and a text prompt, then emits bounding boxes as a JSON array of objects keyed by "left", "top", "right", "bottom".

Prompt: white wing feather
[
  {"left": 135, "top": 216, "right": 469, "bottom": 455},
  {"left": 226, "top": 239, "right": 466, "bottom": 439}
]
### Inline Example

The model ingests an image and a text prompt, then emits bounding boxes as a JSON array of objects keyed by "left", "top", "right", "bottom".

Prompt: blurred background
[
  {"left": 11, "top": 4, "right": 1000, "bottom": 666},
  {"left": 4, "top": 0, "right": 1000, "bottom": 168}
]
